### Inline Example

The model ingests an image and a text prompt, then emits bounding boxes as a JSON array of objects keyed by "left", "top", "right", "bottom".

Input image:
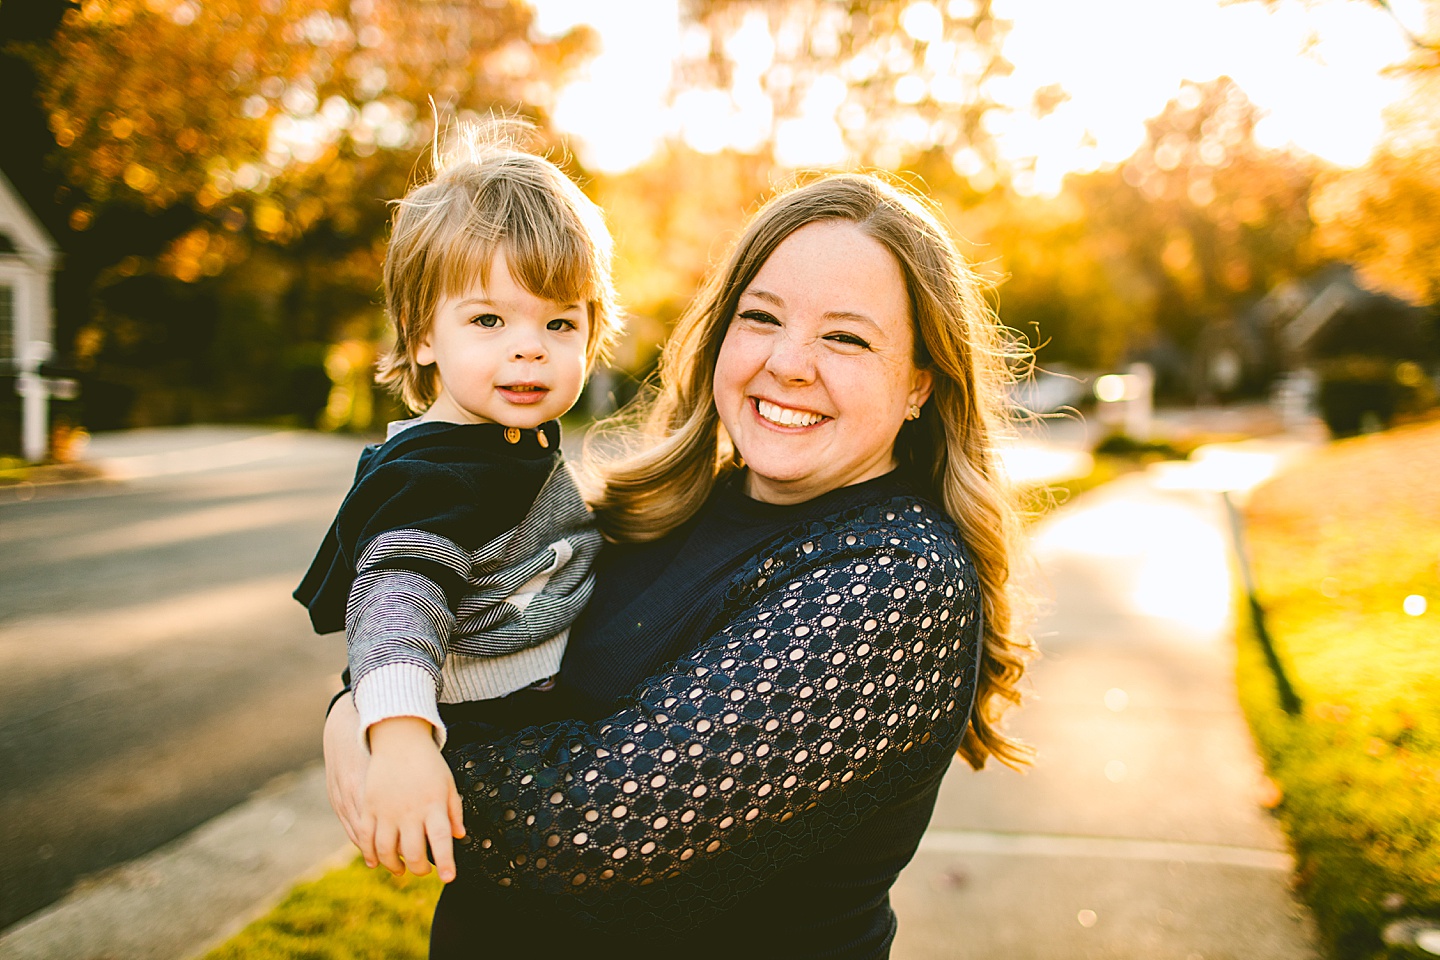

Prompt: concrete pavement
[{"left": 890, "top": 444, "right": 1321, "bottom": 960}]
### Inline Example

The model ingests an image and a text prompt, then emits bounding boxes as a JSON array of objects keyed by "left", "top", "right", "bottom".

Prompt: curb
[{"left": 0, "top": 463, "right": 110, "bottom": 501}]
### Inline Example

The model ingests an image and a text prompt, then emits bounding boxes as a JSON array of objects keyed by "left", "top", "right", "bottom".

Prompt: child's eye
[
  {"left": 738, "top": 310, "right": 779, "bottom": 326},
  {"left": 547, "top": 317, "right": 578, "bottom": 332},
  {"left": 471, "top": 314, "right": 502, "bottom": 327},
  {"left": 825, "top": 332, "right": 871, "bottom": 349}
]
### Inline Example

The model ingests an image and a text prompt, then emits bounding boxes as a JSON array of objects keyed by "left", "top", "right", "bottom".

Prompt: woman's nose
[{"left": 764, "top": 331, "right": 816, "bottom": 383}]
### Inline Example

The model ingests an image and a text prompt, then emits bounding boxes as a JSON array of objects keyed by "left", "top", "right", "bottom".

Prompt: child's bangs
[
  {"left": 435, "top": 226, "right": 503, "bottom": 303},
  {"left": 432, "top": 217, "right": 595, "bottom": 309},
  {"left": 502, "top": 219, "right": 597, "bottom": 309}
]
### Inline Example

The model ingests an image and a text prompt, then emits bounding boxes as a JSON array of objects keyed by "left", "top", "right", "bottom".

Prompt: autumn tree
[
  {"left": 578, "top": 0, "right": 1015, "bottom": 377},
  {"left": 1057, "top": 79, "right": 1315, "bottom": 390},
  {"left": 596, "top": 145, "right": 774, "bottom": 323},
  {"left": 15, "top": 0, "right": 592, "bottom": 428},
  {"left": 1229, "top": 0, "right": 1439, "bottom": 308},
  {"left": 31, "top": 0, "right": 590, "bottom": 230},
  {"left": 1310, "top": 68, "right": 1440, "bottom": 306},
  {"left": 928, "top": 78, "right": 1321, "bottom": 391},
  {"left": 955, "top": 188, "right": 1158, "bottom": 372},
  {"left": 675, "top": 0, "right": 1010, "bottom": 172}
]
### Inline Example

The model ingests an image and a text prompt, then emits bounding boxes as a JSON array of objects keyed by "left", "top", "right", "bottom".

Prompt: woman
[{"left": 325, "top": 171, "right": 1032, "bottom": 957}]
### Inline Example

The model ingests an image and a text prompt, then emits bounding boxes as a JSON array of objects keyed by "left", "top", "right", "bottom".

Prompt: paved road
[{"left": 0, "top": 428, "right": 363, "bottom": 930}]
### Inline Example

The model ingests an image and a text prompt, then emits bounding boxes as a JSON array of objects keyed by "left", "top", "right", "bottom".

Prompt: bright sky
[{"left": 531, "top": 0, "right": 1426, "bottom": 192}]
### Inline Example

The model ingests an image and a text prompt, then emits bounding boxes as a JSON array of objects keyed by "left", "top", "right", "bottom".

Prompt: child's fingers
[
  {"left": 399, "top": 820, "right": 433, "bottom": 877},
  {"left": 426, "top": 811, "right": 457, "bottom": 883},
  {"left": 374, "top": 820, "right": 406, "bottom": 876},
  {"left": 448, "top": 785, "right": 466, "bottom": 839}
]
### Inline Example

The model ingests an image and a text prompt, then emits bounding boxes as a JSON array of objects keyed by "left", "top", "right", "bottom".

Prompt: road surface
[{"left": 0, "top": 428, "right": 362, "bottom": 930}]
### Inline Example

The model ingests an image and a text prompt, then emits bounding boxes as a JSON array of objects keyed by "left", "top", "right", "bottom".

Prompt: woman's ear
[{"left": 909, "top": 368, "right": 935, "bottom": 410}]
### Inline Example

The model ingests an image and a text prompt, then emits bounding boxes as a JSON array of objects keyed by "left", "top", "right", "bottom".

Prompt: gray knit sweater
[{"left": 294, "top": 418, "right": 601, "bottom": 745}]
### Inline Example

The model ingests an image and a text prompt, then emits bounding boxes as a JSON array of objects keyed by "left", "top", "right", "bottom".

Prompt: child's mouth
[{"left": 498, "top": 384, "right": 549, "bottom": 404}]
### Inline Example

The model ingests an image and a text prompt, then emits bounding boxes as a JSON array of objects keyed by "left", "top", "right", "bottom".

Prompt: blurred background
[
  {"left": 0, "top": 0, "right": 1436, "bottom": 456},
  {"left": 0, "top": 3, "right": 1437, "bottom": 959}
]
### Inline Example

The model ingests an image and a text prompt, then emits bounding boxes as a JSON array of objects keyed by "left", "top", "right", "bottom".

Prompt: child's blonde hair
[{"left": 377, "top": 120, "right": 621, "bottom": 413}]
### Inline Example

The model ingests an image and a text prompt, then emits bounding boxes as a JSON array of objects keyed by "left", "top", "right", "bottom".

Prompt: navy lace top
[{"left": 434, "top": 470, "right": 982, "bottom": 959}]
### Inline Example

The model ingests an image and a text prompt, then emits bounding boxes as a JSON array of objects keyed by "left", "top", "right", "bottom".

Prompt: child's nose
[{"left": 511, "top": 331, "right": 546, "bottom": 361}]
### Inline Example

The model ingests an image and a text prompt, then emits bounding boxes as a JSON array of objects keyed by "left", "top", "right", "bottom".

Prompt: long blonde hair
[{"left": 587, "top": 172, "right": 1033, "bottom": 770}]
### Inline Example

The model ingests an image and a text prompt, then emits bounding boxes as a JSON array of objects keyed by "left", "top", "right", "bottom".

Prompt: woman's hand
[{"left": 322, "top": 694, "right": 372, "bottom": 859}]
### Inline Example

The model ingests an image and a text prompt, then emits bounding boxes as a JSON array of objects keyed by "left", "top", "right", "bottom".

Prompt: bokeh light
[{"left": 534, "top": 0, "right": 1420, "bottom": 187}]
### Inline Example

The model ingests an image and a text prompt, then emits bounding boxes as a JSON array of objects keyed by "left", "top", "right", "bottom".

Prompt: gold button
[
  {"left": 537, "top": 431, "right": 549, "bottom": 449},
  {"left": 505, "top": 427, "right": 521, "bottom": 444}
]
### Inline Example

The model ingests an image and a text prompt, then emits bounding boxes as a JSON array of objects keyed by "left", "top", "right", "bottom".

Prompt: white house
[{"left": 0, "top": 167, "right": 60, "bottom": 462}]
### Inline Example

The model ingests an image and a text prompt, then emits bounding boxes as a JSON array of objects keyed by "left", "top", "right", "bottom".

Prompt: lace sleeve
[{"left": 447, "top": 501, "right": 981, "bottom": 926}]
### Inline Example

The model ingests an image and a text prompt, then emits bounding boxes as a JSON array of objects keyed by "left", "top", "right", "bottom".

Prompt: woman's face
[{"left": 713, "top": 219, "right": 933, "bottom": 505}]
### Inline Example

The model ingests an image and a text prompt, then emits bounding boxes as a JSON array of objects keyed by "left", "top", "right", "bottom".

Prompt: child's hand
[{"left": 359, "top": 717, "right": 466, "bottom": 882}]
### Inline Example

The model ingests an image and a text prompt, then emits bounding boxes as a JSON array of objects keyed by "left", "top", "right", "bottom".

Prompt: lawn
[
  {"left": 1237, "top": 419, "right": 1440, "bottom": 960},
  {"left": 199, "top": 860, "right": 441, "bottom": 960}
]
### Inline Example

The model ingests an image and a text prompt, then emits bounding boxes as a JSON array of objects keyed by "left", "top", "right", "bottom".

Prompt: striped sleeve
[
  {"left": 345, "top": 461, "right": 601, "bottom": 744},
  {"left": 347, "top": 561, "right": 456, "bottom": 745}
]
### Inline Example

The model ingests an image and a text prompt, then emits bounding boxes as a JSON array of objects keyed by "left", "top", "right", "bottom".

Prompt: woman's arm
[
  {"left": 323, "top": 694, "right": 372, "bottom": 861},
  {"left": 447, "top": 502, "right": 982, "bottom": 924}
]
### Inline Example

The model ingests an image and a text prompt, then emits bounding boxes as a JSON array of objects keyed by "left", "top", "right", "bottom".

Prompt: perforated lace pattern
[{"left": 448, "top": 498, "right": 981, "bottom": 927}]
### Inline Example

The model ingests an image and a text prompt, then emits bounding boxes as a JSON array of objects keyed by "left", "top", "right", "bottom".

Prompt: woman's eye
[
  {"left": 739, "top": 310, "right": 779, "bottom": 326},
  {"left": 547, "top": 317, "right": 578, "bottom": 332},
  {"left": 826, "top": 332, "right": 871, "bottom": 349},
  {"left": 471, "top": 314, "right": 501, "bottom": 328}
]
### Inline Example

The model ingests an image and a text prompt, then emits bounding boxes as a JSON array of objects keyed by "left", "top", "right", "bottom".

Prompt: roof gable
[{"left": 0, "top": 168, "right": 59, "bottom": 271}]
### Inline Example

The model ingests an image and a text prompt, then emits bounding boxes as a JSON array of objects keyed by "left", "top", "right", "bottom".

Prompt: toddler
[{"left": 295, "top": 123, "right": 619, "bottom": 882}]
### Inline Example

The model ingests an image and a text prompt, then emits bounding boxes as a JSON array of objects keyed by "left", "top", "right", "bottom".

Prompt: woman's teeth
[{"left": 756, "top": 399, "right": 825, "bottom": 427}]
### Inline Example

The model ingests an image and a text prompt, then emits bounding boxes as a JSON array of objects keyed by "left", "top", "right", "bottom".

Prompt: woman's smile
[{"left": 752, "top": 397, "right": 830, "bottom": 429}]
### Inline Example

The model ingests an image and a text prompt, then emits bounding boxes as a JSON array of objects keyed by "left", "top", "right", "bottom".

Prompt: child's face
[{"left": 417, "top": 249, "right": 589, "bottom": 429}]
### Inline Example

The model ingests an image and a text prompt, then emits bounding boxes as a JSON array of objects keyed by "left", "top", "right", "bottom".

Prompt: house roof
[
  {"left": 1279, "top": 267, "right": 1433, "bottom": 360},
  {"left": 0, "top": 166, "right": 59, "bottom": 272}
]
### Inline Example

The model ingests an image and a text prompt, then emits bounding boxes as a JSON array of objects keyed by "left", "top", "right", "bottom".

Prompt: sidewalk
[{"left": 890, "top": 441, "right": 1321, "bottom": 959}]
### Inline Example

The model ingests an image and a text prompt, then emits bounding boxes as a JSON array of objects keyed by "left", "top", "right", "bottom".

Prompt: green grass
[
  {"left": 0, "top": 453, "right": 107, "bottom": 485},
  {"left": 1237, "top": 420, "right": 1440, "bottom": 960},
  {"left": 198, "top": 860, "right": 441, "bottom": 960}
]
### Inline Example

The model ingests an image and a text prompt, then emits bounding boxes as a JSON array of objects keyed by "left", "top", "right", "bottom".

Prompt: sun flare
[{"left": 532, "top": 0, "right": 1423, "bottom": 189}]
